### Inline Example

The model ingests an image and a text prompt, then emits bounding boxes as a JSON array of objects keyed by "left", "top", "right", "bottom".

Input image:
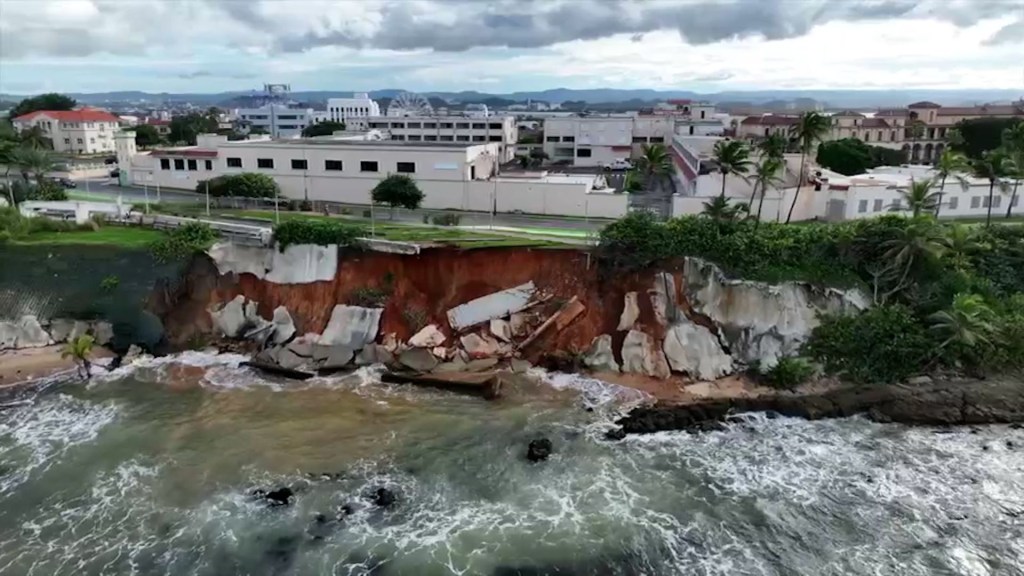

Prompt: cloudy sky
[{"left": 1, "top": 0, "right": 1022, "bottom": 95}]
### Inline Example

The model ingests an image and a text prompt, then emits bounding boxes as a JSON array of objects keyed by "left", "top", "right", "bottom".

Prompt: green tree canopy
[
  {"left": 132, "top": 124, "right": 162, "bottom": 148},
  {"left": 302, "top": 121, "right": 346, "bottom": 137},
  {"left": 952, "top": 117, "right": 1023, "bottom": 160},
  {"left": 168, "top": 112, "right": 219, "bottom": 145},
  {"left": 10, "top": 93, "right": 76, "bottom": 119},
  {"left": 197, "top": 173, "right": 279, "bottom": 198},
  {"left": 371, "top": 174, "right": 425, "bottom": 218},
  {"left": 816, "top": 138, "right": 904, "bottom": 176}
]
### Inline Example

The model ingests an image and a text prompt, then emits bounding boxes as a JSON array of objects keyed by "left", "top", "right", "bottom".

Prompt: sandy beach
[{"left": 0, "top": 345, "right": 114, "bottom": 389}]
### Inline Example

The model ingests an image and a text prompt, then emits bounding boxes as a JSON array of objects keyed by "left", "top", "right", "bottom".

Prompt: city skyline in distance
[{"left": 1, "top": 0, "right": 1022, "bottom": 95}]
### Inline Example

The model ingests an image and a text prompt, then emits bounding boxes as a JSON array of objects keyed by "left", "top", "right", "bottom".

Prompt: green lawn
[{"left": 15, "top": 226, "right": 165, "bottom": 247}]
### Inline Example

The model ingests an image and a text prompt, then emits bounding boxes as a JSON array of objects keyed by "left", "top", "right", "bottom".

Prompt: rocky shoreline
[{"left": 607, "top": 375, "right": 1024, "bottom": 438}]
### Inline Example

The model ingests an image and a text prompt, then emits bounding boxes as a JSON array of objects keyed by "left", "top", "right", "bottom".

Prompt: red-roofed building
[
  {"left": 142, "top": 117, "right": 173, "bottom": 137},
  {"left": 11, "top": 108, "right": 122, "bottom": 154}
]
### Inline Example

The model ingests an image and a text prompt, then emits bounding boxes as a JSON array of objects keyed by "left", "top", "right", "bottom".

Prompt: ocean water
[{"left": 0, "top": 353, "right": 1022, "bottom": 576}]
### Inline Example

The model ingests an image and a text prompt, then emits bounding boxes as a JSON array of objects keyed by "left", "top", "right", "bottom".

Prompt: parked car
[
  {"left": 600, "top": 159, "right": 633, "bottom": 171},
  {"left": 57, "top": 177, "right": 77, "bottom": 188},
  {"left": 109, "top": 169, "right": 120, "bottom": 178}
]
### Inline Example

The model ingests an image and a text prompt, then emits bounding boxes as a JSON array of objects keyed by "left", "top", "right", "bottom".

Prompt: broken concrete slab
[
  {"left": 319, "top": 345, "right": 356, "bottom": 372},
  {"left": 489, "top": 318, "right": 513, "bottom": 343},
  {"left": 431, "top": 346, "right": 449, "bottom": 360},
  {"left": 320, "top": 305, "right": 383, "bottom": 348},
  {"left": 399, "top": 347, "right": 440, "bottom": 373},
  {"left": 408, "top": 324, "right": 445, "bottom": 348},
  {"left": 460, "top": 333, "right": 503, "bottom": 359},
  {"left": 243, "top": 359, "right": 314, "bottom": 380},
  {"left": 286, "top": 335, "right": 317, "bottom": 358},
  {"left": 617, "top": 292, "right": 640, "bottom": 331},
  {"left": 464, "top": 357, "right": 500, "bottom": 372},
  {"left": 210, "top": 295, "right": 248, "bottom": 338},
  {"left": 381, "top": 371, "right": 504, "bottom": 399},
  {"left": 621, "top": 330, "right": 670, "bottom": 379},
  {"left": 519, "top": 296, "right": 585, "bottom": 350},
  {"left": 583, "top": 334, "right": 619, "bottom": 373},
  {"left": 356, "top": 344, "right": 394, "bottom": 367},
  {"left": 276, "top": 347, "right": 307, "bottom": 371},
  {"left": 270, "top": 306, "right": 297, "bottom": 345},
  {"left": 446, "top": 281, "right": 536, "bottom": 331},
  {"left": 433, "top": 357, "right": 468, "bottom": 373},
  {"left": 0, "top": 316, "right": 53, "bottom": 350},
  {"left": 509, "top": 312, "right": 531, "bottom": 338},
  {"left": 663, "top": 318, "right": 734, "bottom": 380}
]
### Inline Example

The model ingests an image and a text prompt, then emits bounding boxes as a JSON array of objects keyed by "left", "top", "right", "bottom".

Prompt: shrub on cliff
[
  {"left": 272, "top": 219, "right": 364, "bottom": 250},
  {"left": 760, "top": 357, "right": 816, "bottom": 390},
  {"left": 197, "top": 173, "right": 279, "bottom": 198},
  {"left": 805, "top": 305, "right": 936, "bottom": 384},
  {"left": 149, "top": 222, "right": 218, "bottom": 264}
]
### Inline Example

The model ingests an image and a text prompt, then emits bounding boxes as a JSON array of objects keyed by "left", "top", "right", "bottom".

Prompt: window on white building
[
  {"left": 489, "top": 135, "right": 502, "bottom": 142},
  {"left": 425, "top": 135, "right": 438, "bottom": 141},
  {"left": 971, "top": 196, "right": 981, "bottom": 208},
  {"left": 187, "top": 159, "right": 197, "bottom": 171},
  {"left": 205, "top": 160, "right": 213, "bottom": 170},
  {"left": 632, "top": 136, "right": 647, "bottom": 143},
  {"left": 489, "top": 123, "right": 502, "bottom": 129},
  {"left": 64, "top": 138, "right": 70, "bottom": 144},
  {"left": 396, "top": 162, "right": 415, "bottom": 174},
  {"left": 456, "top": 135, "right": 469, "bottom": 142},
  {"left": 77, "top": 138, "right": 83, "bottom": 144},
  {"left": 873, "top": 199, "right": 883, "bottom": 212},
  {"left": 948, "top": 196, "right": 958, "bottom": 210},
  {"left": 407, "top": 123, "right": 421, "bottom": 129},
  {"left": 360, "top": 161, "right": 378, "bottom": 172},
  {"left": 160, "top": 158, "right": 171, "bottom": 170},
  {"left": 472, "top": 123, "right": 485, "bottom": 130},
  {"left": 993, "top": 196, "right": 1002, "bottom": 208},
  {"left": 424, "top": 123, "right": 437, "bottom": 129},
  {"left": 858, "top": 200, "right": 868, "bottom": 213},
  {"left": 441, "top": 123, "right": 454, "bottom": 129},
  {"left": 257, "top": 158, "right": 274, "bottom": 169},
  {"left": 174, "top": 159, "right": 185, "bottom": 170},
  {"left": 291, "top": 159, "right": 308, "bottom": 170},
  {"left": 456, "top": 123, "right": 470, "bottom": 130},
  {"left": 440, "top": 135, "right": 454, "bottom": 142},
  {"left": 577, "top": 148, "right": 592, "bottom": 157},
  {"left": 408, "top": 135, "right": 422, "bottom": 141},
  {"left": 546, "top": 136, "right": 560, "bottom": 142},
  {"left": 226, "top": 157, "right": 242, "bottom": 168},
  {"left": 325, "top": 160, "right": 343, "bottom": 171},
  {"left": 472, "top": 135, "right": 485, "bottom": 142},
  {"left": 983, "top": 196, "right": 990, "bottom": 208}
]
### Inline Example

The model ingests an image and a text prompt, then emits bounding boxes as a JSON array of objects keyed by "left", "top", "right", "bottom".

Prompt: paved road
[{"left": 1, "top": 176, "right": 203, "bottom": 204}]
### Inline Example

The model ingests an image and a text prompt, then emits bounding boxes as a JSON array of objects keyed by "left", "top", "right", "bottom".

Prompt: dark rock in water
[
  {"left": 252, "top": 487, "right": 294, "bottom": 506},
  {"left": 339, "top": 503, "right": 356, "bottom": 516},
  {"left": 373, "top": 487, "right": 397, "bottom": 508},
  {"left": 526, "top": 438, "right": 553, "bottom": 462},
  {"left": 604, "top": 428, "right": 626, "bottom": 441},
  {"left": 1010, "top": 423, "right": 1023, "bottom": 430},
  {"left": 1007, "top": 440, "right": 1016, "bottom": 450},
  {"left": 613, "top": 378, "right": 1024, "bottom": 436}
]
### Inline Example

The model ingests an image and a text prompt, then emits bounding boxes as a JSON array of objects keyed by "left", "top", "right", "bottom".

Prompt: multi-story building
[
  {"left": 325, "top": 93, "right": 382, "bottom": 130},
  {"left": 737, "top": 100, "right": 1024, "bottom": 164},
  {"left": 235, "top": 104, "right": 322, "bottom": 138},
  {"left": 365, "top": 116, "right": 518, "bottom": 162},
  {"left": 11, "top": 108, "right": 121, "bottom": 154}
]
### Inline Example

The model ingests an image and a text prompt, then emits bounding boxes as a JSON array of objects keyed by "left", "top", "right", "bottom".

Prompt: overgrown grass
[{"left": 15, "top": 227, "right": 165, "bottom": 247}]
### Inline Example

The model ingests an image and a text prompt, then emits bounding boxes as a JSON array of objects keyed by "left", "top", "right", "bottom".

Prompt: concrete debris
[
  {"left": 285, "top": 335, "right": 317, "bottom": 358},
  {"left": 381, "top": 333, "right": 399, "bottom": 353},
  {"left": 276, "top": 347, "right": 307, "bottom": 371},
  {"left": 431, "top": 346, "right": 449, "bottom": 360},
  {"left": 399, "top": 347, "right": 440, "bottom": 373},
  {"left": 47, "top": 319, "right": 74, "bottom": 344},
  {"left": 446, "top": 281, "right": 536, "bottom": 331},
  {"left": 0, "top": 316, "right": 53, "bottom": 350},
  {"left": 460, "top": 332, "right": 504, "bottom": 359},
  {"left": 519, "top": 296, "right": 585, "bottom": 350},
  {"left": 433, "top": 357, "right": 468, "bottom": 373},
  {"left": 408, "top": 324, "right": 446, "bottom": 348},
  {"left": 270, "top": 306, "right": 297, "bottom": 345},
  {"left": 621, "top": 330, "right": 670, "bottom": 379},
  {"left": 583, "top": 334, "right": 619, "bottom": 373},
  {"left": 489, "top": 318, "right": 513, "bottom": 343},
  {"left": 356, "top": 344, "right": 395, "bottom": 367},
  {"left": 210, "top": 295, "right": 248, "bottom": 338},
  {"left": 509, "top": 312, "right": 531, "bottom": 338},
  {"left": 510, "top": 358, "right": 533, "bottom": 374},
  {"left": 663, "top": 318, "right": 734, "bottom": 380},
  {"left": 90, "top": 321, "right": 114, "bottom": 346},
  {"left": 617, "top": 292, "right": 640, "bottom": 331},
  {"left": 320, "top": 305, "right": 383, "bottom": 348},
  {"left": 464, "top": 357, "right": 500, "bottom": 372}
]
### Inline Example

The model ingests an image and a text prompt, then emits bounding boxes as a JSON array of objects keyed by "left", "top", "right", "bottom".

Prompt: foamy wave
[{"left": 536, "top": 369, "right": 651, "bottom": 409}]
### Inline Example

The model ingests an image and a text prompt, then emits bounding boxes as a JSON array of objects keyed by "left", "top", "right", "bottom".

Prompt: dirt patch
[{"left": 0, "top": 345, "right": 115, "bottom": 389}]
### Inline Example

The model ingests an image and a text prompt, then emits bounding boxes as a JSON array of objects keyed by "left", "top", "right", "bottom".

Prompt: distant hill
[{"left": 2, "top": 88, "right": 1020, "bottom": 109}]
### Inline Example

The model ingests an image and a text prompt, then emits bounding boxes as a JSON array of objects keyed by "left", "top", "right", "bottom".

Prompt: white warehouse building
[
  {"left": 325, "top": 93, "right": 382, "bottom": 130},
  {"left": 235, "top": 104, "right": 322, "bottom": 138},
  {"left": 365, "top": 116, "right": 519, "bottom": 162}
]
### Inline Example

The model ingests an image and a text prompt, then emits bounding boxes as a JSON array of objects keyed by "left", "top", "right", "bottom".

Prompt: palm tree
[
  {"left": 931, "top": 149, "right": 970, "bottom": 218},
  {"left": 927, "top": 293, "right": 996, "bottom": 364},
  {"left": 971, "top": 150, "right": 1011, "bottom": 227},
  {"left": 893, "top": 178, "right": 941, "bottom": 217},
  {"left": 877, "top": 218, "right": 946, "bottom": 302},
  {"left": 1002, "top": 123, "right": 1024, "bottom": 218},
  {"left": 940, "top": 223, "right": 984, "bottom": 273},
  {"left": 711, "top": 140, "right": 752, "bottom": 198},
  {"left": 748, "top": 156, "right": 785, "bottom": 223},
  {"left": 758, "top": 133, "right": 787, "bottom": 161},
  {"left": 19, "top": 125, "right": 53, "bottom": 150},
  {"left": 634, "top": 143, "right": 671, "bottom": 191},
  {"left": 62, "top": 334, "right": 95, "bottom": 380},
  {"left": 623, "top": 169, "right": 644, "bottom": 193},
  {"left": 12, "top": 146, "right": 56, "bottom": 187},
  {"left": 785, "top": 111, "right": 831, "bottom": 223},
  {"left": 701, "top": 195, "right": 747, "bottom": 221}
]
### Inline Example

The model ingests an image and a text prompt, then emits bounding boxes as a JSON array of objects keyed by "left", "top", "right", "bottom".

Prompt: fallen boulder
[
  {"left": 662, "top": 318, "right": 734, "bottom": 380},
  {"left": 355, "top": 344, "right": 394, "bottom": 367},
  {"left": 210, "top": 295, "right": 248, "bottom": 338},
  {"left": 489, "top": 318, "right": 513, "bottom": 343},
  {"left": 617, "top": 292, "right": 640, "bottom": 331},
  {"left": 399, "top": 348, "right": 440, "bottom": 372},
  {"left": 621, "top": 330, "right": 670, "bottom": 379},
  {"left": 583, "top": 334, "right": 619, "bottom": 373},
  {"left": 270, "top": 306, "right": 297, "bottom": 345},
  {"left": 372, "top": 487, "right": 397, "bottom": 508},
  {"left": 252, "top": 486, "right": 294, "bottom": 506},
  {"left": 316, "top": 345, "right": 356, "bottom": 373},
  {"left": 649, "top": 273, "right": 679, "bottom": 326},
  {"left": 320, "top": 305, "right": 383, "bottom": 348},
  {"left": 519, "top": 296, "right": 585, "bottom": 350},
  {"left": 408, "top": 324, "right": 446, "bottom": 348},
  {"left": 460, "top": 332, "right": 503, "bottom": 359},
  {"left": 526, "top": 438, "right": 553, "bottom": 462}
]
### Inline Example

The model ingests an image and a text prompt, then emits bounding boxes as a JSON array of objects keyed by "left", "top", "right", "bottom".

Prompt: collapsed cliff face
[{"left": 155, "top": 243, "right": 868, "bottom": 382}]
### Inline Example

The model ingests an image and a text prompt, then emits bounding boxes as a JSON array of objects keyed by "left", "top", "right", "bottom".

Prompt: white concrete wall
[{"left": 836, "top": 182, "right": 1022, "bottom": 220}]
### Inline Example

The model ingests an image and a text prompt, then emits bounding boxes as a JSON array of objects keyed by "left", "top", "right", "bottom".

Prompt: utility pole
[
  {"left": 205, "top": 179, "right": 210, "bottom": 217},
  {"left": 144, "top": 183, "right": 150, "bottom": 214}
]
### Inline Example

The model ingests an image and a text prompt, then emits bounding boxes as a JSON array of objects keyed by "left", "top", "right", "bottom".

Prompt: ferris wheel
[{"left": 387, "top": 92, "right": 434, "bottom": 117}]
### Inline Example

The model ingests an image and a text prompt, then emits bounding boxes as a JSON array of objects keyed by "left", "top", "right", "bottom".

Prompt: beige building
[
  {"left": 11, "top": 108, "right": 121, "bottom": 155},
  {"left": 365, "top": 116, "right": 518, "bottom": 162}
]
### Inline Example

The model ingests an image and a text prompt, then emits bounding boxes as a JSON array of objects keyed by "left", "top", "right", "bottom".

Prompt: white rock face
[
  {"left": 408, "top": 324, "right": 446, "bottom": 348},
  {"left": 0, "top": 316, "right": 54, "bottom": 350},
  {"left": 206, "top": 242, "right": 337, "bottom": 285},
  {"left": 270, "top": 306, "right": 297, "bottom": 344},
  {"left": 681, "top": 258, "right": 869, "bottom": 368},
  {"left": 620, "top": 330, "right": 670, "bottom": 379},
  {"left": 649, "top": 273, "right": 680, "bottom": 326},
  {"left": 616, "top": 292, "right": 639, "bottom": 331},
  {"left": 210, "top": 295, "right": 248, "bottom": 338},
  {"left": 320, "top": 305, "right": 383, "bottom": 348},
  {"left": 663, "top": 317, "right": 734, "bottom": 380},
  {"left": 583, "top": 334, "right": 619, "bottom": 372}
]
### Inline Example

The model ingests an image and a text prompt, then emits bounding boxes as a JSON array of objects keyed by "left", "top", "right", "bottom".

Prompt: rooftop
[
  {"left": 13, "top": 108, "right": 120, "bottom": 123},
  {"left": 224, "top": 138, "right": 488, "bottom": 150}
]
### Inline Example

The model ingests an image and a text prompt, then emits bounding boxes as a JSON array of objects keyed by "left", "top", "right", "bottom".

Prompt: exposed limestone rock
[
  {"left": 460, "top": 333, "right": 503, "bottom": 359},
  {"left": 210, "top": 295, "right": 248, "bottom": 338},
  {"left": 681, "top": 258, "right": 869, "bottom": 369},
  {"left": 617, "top": 292, "right": 640, "bottom": 331},
  {"left": 319, "top": 346, "right": 355, "bottom": 370},
  {"left": 48, "top": 319, "right": 74, "bottom": 343},
  {"left": 320, "top": 305, "right": 383, "bottom": 348},
  {"left": 649, "top": 273, "right": 678, "bottom": 326},
  {"left": 270, "top": 306, "right": 297, "bottom": 345},
  {"left": 489, "top": 318, "right": 513, "bottom": 343},
  {"left": 408, "top": 324, "right": 446, "bottom": 348},
  {"left": 509, "top": 312, "right": 531, "bottom": 338},
  {"left": 68, "top": 320, "right": 92, "bottom": 342},
  {"left": 621, "top": 330, "right": 670, "bottom": 379},
  {"left": 0, "top": 316, "right": 52, "bottom": 350},
  {"left": 399, "top": 348, "right": 439, "bottom": 372},
  {"left": 276, "top": 347, "right": 307, "bottom": 371},
  {"left": 90, "top": 321, "right": 114, "bottom": 346},
  {"left": 0, "top": 322, "right": 17, "bottom": 350},
  {"left": 583, "top": 334, "right": 620, "bottom": 373},
  {"left": 663, "top": 318, "right": 734, "bottom": 380}
]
